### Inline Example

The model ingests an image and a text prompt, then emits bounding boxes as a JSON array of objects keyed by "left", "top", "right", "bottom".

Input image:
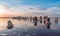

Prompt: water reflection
[
  {"left": 0, "top": 16, "right": 60, "bottom": 36},
  {"left": 44, "top": 17, "right": 51, "bottom": 29}
]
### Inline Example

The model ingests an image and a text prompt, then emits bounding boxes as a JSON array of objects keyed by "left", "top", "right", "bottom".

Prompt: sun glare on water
[{"left": 0, "top": 19, "right": 7, "bottom": 31}]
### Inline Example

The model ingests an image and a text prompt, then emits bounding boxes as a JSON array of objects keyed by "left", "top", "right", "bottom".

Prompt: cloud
[
  {"left": 0, "top": 4, "right": 60, "bottom": 16},
  {"left": 0, "top": 5, "right": 14, "bottom": 14}
]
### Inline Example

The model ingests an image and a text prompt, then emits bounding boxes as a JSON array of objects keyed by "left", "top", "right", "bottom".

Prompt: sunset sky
[{"left": 0, "top": 0, "right": 60, "bottom": 16}]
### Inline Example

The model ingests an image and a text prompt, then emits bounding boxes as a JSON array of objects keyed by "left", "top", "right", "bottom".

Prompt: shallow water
[{"left": 0, "top": 18, "right": 60, "bottom": 36}]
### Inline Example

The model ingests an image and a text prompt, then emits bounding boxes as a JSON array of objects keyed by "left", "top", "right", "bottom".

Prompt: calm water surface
[{"left": 0, "top": 18, "right": 60, "bottom": 36}]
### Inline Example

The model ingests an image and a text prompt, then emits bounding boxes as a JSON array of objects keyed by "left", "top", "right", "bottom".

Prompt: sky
[{"left": 0, "top": 0, "right": 60, "bottom": 16}]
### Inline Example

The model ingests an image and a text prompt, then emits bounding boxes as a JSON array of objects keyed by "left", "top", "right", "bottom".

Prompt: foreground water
[{"left": 0, "top": 18, "right": 60, "bottom": 36}]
